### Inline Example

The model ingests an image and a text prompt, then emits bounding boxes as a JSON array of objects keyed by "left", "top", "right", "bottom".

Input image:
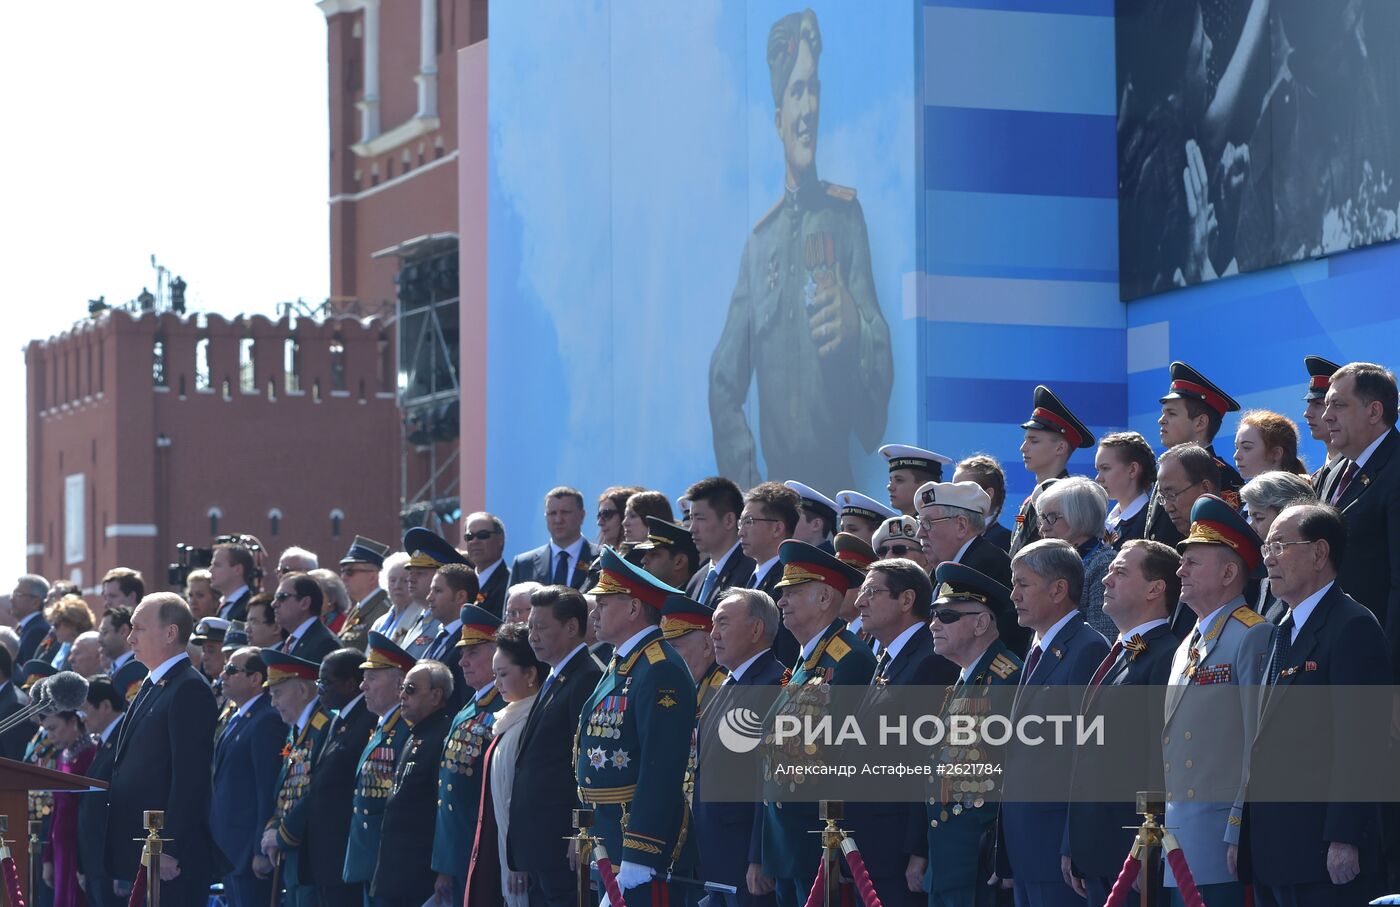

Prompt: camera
[{"left": 167, "top": 534, "right": 266, "bottom": 588}]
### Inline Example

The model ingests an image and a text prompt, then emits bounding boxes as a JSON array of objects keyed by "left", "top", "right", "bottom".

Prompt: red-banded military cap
[
  {"left": 455, "top": 604, "right": 503, "bottom": 648},
  {"left": 660, "top": 594, "right": 714, "bottom": 639},
  {"left": 1178, "top": 493, "right": 1263, "bottom": 577},
  {"left": 591, "top": 546, "right": 683, "bottom": 609},
  {"left": 1160, "top": 361, "right": 1240, "bottom": 416},
  {"left": 832, "top": 532, "right": 876, "bottom": 573},
  {"left": 1021, "top": 385, "right": 1095, "bottom": 449},
  {"left": 1304, "top": 355, "right": 1342, "bottom": 402},
  {"left": 260, "top": 649, "right": 320, "bottom": 687},
  {"left": 775, "top": 539, "right": 865, "bottom": 595},
  {"left": 361, "top": 631, "right": 415, "bottom": 671}
]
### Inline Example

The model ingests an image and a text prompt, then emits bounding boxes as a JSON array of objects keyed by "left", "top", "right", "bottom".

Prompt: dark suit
[
  {"left": 750, "top": 560, "right": 799, "bottom": 668},
  {"left": 16, "top": 614, "right": 50, "bottom": 665},
  {"left": 1143, "top": 482, "right": 1186, "bottom": 550},
  {"left": 0, "top": 682, "right": 30, "bottom": 761},
  {"left": 1317, "top": 429, "right": 1400, "bottom": 680},
  {"left": 1240, "top": 584, "right": 1390, "bottom": 904},
  {"left": 287, "top": 617, "right": 341, "bottom": 664},
  {"left": 77, "top": 717, "right": 123, "bottom": 907},
  {"left": 211, "top": 693, "right": 284, "bottom": 907},
  {"left": 420, "top": 622, "right": 467, "bottom": 710},
  {"left": 694, "top": 649, "right": 785, "bottom": 907},
  {"left": 508, "top": 539, "right": 595, "bottom": 589},
  {"left": 305, "top": 696, "right": 375, "bottom": 900},
  {"left": 507, "top": 645, "right": 604, "bottom": 906},
  {"left": 477, "top": 562, "right": 510, "bottom": 618},
  {"left": 983, "top": 522, "right": 1013, "bottom": 553},
  {"left": 959, "top": 535, "right": 1026, "bottom": 656},
  {"left": 105, "top": 657, "right": 218, "bottom": 902},
  {"left": 1063, "top": 622, "right": 1176, "bottom": 907},
  {"left": 846, "top": 627, "right": 953, "bottom": 906},
  {"left": 999, "top": 618, "right": 1108, "bottom": 907},
  {"left": 219, "top": 587, "right": 252, "bottom": 623},
  {"left": 685, "top": 546, "right": 758, "bottom": 609},
  {"left": 372, "top": 706, "right": 452, "bottom": 906}
]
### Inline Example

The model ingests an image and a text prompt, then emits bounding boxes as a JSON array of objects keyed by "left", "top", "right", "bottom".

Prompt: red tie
[
  {"left": 1022, "top": 644, "right": 1043, "bottom": 682},
  {"left": 1089, "top": 641, "right": 1124, "bottom": 691},
  {"left": 1330, "top": 461, "right": 1359, "bottom": 505}
]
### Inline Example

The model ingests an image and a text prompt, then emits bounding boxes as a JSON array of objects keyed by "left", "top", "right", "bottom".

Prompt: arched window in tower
[
  {"left": 239, "top": 337, "right": 256, "bottom": 393},
  {"left": 330, "top": 337, "right": 347, "bottom": 392},
  {"left": 329, "top": 508, "right": 345, "bottom": 539},
  {"left": 195, "top": 335, "right": 212, "bottom": 391},
  {"left": 208, "top": 506, "right": 223, "bottom": 539},
  {"left": 268, "top": 507, "right": 283, "bottom": 538}
]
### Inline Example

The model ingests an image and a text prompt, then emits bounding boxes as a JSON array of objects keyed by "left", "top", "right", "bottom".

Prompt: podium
[{"left": 0, "top": 756, "right": 107, "bottom": 905}]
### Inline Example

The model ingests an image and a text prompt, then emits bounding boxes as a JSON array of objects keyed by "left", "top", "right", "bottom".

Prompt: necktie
[
  {"left": 1183, "top": 627, "right": 1203, "bottom": 678},
  {"left": 874, "top": 650, "right": 891, "bottom": 680},
  {"left": 1330, "top": 461, "right": 1360, "bottom": 505},
  {"left": 1088, "top": 641, "right": 1124, "bottom": 691},
  {"left": 552, "top": 550, "right": 570, "bottom": 586},
  {"left": 429, "top": 629, "right": 449, "bottom": 659},
  {"left": 283, "top": 635, "right": 298, "bottom": 654},
  {"left": 1011, "top": 644, "right": 1042, "bottom": 718},
  {"left": 698, "top": 566, "right": 720, "bottom": 605},
  {"left": 1268, "top": 615, "right": 1294, "bottom": 684},
  {"left": 538, "top": 670, "right": 558, "bottom": 703},
  {"left": 748, "top": 570, "right": 761, "bottom": 589}
]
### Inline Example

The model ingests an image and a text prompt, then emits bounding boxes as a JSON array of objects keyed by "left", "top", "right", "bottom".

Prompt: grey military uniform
[
  {"left": 709, "top": 177, "right": 893, "bottom": 491},
  {"left": 1162, "top": 598, "right": 1274, "bottom": 888}
]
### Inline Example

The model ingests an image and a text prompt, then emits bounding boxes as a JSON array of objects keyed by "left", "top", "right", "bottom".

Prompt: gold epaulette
[
  {"left": 311, "top": 711, "right": 329, "bottom": 731},
  {"left": 827, "top": 636, "right": 851, "bottom": 662},
  {"left": 824, "top": 182, "right": 856, "bottom": 202},
  {"left": 645, "top": 641, "right": 666, "bottom": 665},
  {"left": 1230, "top": 605, "right": 1265, "bottom": 628},
  {"left": 989, "top": 654, "right": 1019, "bottom": 680}
]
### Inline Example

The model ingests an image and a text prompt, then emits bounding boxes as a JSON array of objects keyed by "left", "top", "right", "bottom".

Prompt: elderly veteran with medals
[
  {"left": 577, "top": 547, "right": 699, "bottom": 907},
  {"left": 906, "top": 562, "right": 1021, "bottom": 907},
  {"left": 343, "top": 632, "right": 415, "bottom": 904},
  {"left": 755, "top": 540, "right": 876, "bottom": 907},
  {"left": 431, "top": 604, "right": 505, "bottom": 905}
]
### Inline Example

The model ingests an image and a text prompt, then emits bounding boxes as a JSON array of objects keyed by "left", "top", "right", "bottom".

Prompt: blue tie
[
  {"left": 699, "top": 566, "right": 720, "bottom": 605},
  {"left": 552, "top": 550, "right": 570, "bottom": 586}
]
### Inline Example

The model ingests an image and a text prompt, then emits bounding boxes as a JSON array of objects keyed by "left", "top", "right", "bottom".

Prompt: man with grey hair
[
  {"left": 504, "top": 581, "right": 542, "bottom": 624},
  {"left": 278, "top": 546, "right": 319, "bottom": 577},
  {"left": 916, "top": 480, "right": 1018, "bottom": 651},
  {"left": 698, "top": 588, "right": 785, "bottom": 905},
  {"left": 461, "top": 511, "right": 510, "bottom": 616},
  {"left": 11, "top": 575, "right": 51, "bottom": 664},
  {"left": 309, "top": 567, "right": 352, "bottom": 634},
  {"left": 68, "top": 630, "right": 102, "bottom": 677},
  {"left": 996, "top": 539, "right": 1108, "bottom": 905}
]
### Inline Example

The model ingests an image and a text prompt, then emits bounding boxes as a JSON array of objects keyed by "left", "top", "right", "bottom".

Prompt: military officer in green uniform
[
  {"left": 344, "top": 632, "right": 415, "bottom": 906},
  {"left": 756, "top": 540, "right": 876, "bottom": 907},
  {"left": 259, "top": 649, "right": 333, "bottom": 907},
  {"left": 577, "top": 548, "right": 699, "bottom": 907},
  {"left": 431, "top": 605, "right": 506, "bottom": 904},
  {"left": 904, "top": 563, "right": 1022, "bottom": 907},
  {"left": 660, "top": 593, "right": 727, "bottom": 711},
  {"left": 709, "top": 7, "right": 893, "bottom": 493}
]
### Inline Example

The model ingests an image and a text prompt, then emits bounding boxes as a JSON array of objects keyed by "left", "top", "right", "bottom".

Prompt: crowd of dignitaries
[{"left": 3, "top": 355, "right": 1399, "bottom": 907}]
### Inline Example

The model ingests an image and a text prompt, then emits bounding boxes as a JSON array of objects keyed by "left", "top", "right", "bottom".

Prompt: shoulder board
[
  {"left": 755, "top": 198, "right": 783, "bottom": 230},
  {"left": 310, "top": 712, "right": 329, "bottom": 731},
  {"left": 824, "top": 182, "right": 856, "bottom": 202},
  {"left": 827, "top": 636, "right": 851, "bottom": 662},
  {"left": 706, "top": 666, "right": 728, "bottom": 689},
  {"left": 989, "top": 654, "right": 1019, "bottom": 680},
  {"left": 644, "top": 641, "right": 666, "bottom": 665},
  {"left": 1230, "top": 605, "right": 1265, "bottom": 628}
]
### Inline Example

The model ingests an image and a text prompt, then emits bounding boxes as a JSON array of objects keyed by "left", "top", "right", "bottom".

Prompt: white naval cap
[
  {"left": 835, "top": 491, "right": 899, "bottom": 522},
  {"left": 914, "top": 481, "right": 991, "bottom": 517},
  {"left": 783, "top": 481, "right": 839, "bottom": 521},
  {"left": 879, "top": 444, "right": 954, "bottom": 478}
]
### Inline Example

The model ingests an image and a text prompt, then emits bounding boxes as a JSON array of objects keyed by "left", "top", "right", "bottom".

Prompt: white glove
[{"left": 615, "top": 861, "right": 656, "bottom": 892}]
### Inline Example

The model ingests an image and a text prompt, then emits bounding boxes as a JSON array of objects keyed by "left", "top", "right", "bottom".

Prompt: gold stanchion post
[
  {"left": 817, "top": 801, "right": 844, "bottom": 907},
  {"left": 571, "top": 808, "right": 596, "bottom": 907},
  {"left": 135, "top": 809, "right": 171, "bottom": 907},
  {"left": 1131, "top": 792, "right": 1165, "bottom": 907}
]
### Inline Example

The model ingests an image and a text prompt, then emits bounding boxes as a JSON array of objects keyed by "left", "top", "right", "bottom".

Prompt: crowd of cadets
[{"left": 8, "top": 355, "right": 1400, "bottom": 907}]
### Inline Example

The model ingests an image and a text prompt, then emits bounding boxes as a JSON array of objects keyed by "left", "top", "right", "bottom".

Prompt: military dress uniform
[
  {"left": 339, "top": 535, "right": 393, "bottom": 652},
  {"left": 430, "top": 606, "right": 505, "bottom": 902},
  {"left": 1010, "top": 385, "right": 1096, "bottom": 556},
  {"left": 1303, "top": 355, "right": 1342, "bottom": 488},
  {"left": 1159, "top": 361, "right": 1245, "bottom": 499},
  {"left": 344, "top": 633, "right": 416, "bottom": 904},
  {"left": 577, "top": 548, "right": 700, "bottom": 907},
  {"left": 261, "top": 651, "right": 334, "bottom": 907}
]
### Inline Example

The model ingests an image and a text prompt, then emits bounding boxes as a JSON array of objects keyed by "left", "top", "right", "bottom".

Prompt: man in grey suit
[
  {"left": 1163, "top": 495, "right": 1274, "bottom": 907},
  {"left": 508, "top": 486, "right": 594, "bottom": 590}
]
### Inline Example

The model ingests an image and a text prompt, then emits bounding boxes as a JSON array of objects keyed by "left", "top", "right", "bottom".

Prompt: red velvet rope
[
  {"left": 802, "top": 858, "right": 826, "bottom": 907},
  {"left": 127, "top": 865, "right": 147, "bottom": 907},
  {"left": 1165, "top": 847, "right": 1207, "bottom": 907},
  {"left": 594, "top": 852, "right": 627, "bottom": 907},
  {"left": 0, "top": 855, "right": 27, "bottom": 907},
  {"left": 1102, "top": 851, "right": 1142, "bottom": 907},
  {"left": 838, "top": 841, "right": 884, "bottom": 907}
]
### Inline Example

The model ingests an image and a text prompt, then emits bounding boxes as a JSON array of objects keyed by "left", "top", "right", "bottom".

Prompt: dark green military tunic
[
  {"left": 431, "top": 683, "right": 505, "bottom": 879},
  {"left": 709, "top": 177, "right": 893, "bottom": 492},
  {"left": 342, "top": 708, "right": 410, "bottom": 886},
  {"left": 267, "top": 702, "right": 333, "bottom": 897}
]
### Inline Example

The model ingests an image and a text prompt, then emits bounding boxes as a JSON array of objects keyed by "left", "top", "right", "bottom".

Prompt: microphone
[{"left": 43, "top": 672, "right": 90, "bottom": 712}]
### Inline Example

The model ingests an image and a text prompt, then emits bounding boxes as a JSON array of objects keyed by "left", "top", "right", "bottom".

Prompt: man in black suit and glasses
[
  {"left": 104, "top": 593, "right": 218, "bottom": 903},
  {"left": 507, "top": 586, "right": 604, "bottom": 907}
]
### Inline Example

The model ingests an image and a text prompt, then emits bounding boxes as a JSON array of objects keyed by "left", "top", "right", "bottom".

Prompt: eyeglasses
[
  {"left": 1159, "top": 481, "right": 1203, "bottom": 504},
  {"left": 1261, "top": 539, "right": 1317, "bottom": 558},
  {"left": 932, "top": 608, "right": 983, "bottom": 625},
  {"left": 272, "top": 592, "right": 300, "bottom": 603},
  {"left": 739, "top": 516, "right": 782, "bottom": 528},
  {"left": 399, "top": 681, "right": 419, "bottom": 694},
  {"left": 918, "top": 516, "right": 958, "bottom": 532},
  {"left": 1039, "top": 512, "right": 1065, "bottom": 528},
  {"left": 221, "top": 664, "right": 247, "bottom": 676},
  {"left": 877, "top": 544, "right": 914, "bottom": 557},
  {"left": 596, "top": 510, "right": 620, "bottom": 521},
  {"left": 463, "top": 530, "right": 499, "bottom": 541},
  {"left": 338, "top": 566, "right": 377, "bottom": 577},
  {"left": 855, "top": 586, "right": 893, "bottom": 602}
]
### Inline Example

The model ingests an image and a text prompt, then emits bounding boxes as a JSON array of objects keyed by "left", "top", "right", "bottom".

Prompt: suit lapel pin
[
  {"left": 1305, "top": 660, "right": 1318, "bottom": 672},
  {"left": 1051, "top": 647, "right": 1064, "bottom": 660}
]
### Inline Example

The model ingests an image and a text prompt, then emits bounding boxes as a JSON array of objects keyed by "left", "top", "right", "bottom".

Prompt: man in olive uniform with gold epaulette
[
  {"left": 904, "top": 562, "right": 1021, "bottom": 907},
  {"left": 576, "top": 548, "right": 698, "bottom": 907},
  {"left": 756, "top": 540, "right": 876, "bottom": 907},
  {"left": 708, "top": 7, "right": 893, "bottom": 492},
  {"left": 430, "top": 605, "right": 505, "bottom": 905},
  {"left": 259, "top": 649, "right": 333, "bottom": 907},
  {"left": 343, "top": 632, "right": 415, "bottom": 906}
]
